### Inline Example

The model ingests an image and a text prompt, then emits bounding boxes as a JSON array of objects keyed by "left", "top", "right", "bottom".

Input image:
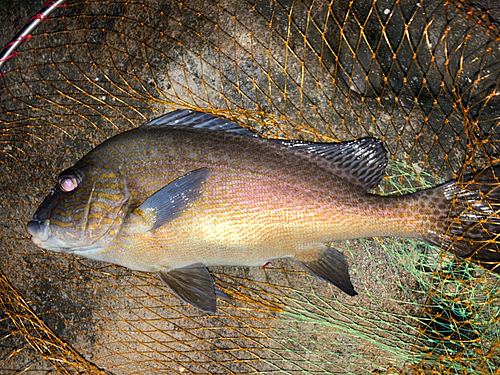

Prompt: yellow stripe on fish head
[{"left": 30, "top": 152, "right": 131, "bottom": 252}]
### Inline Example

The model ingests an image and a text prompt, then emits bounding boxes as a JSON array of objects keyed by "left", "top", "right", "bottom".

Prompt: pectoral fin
[
  {"left": 294, "top": 245, "right": 357, "bottom": 296},
  {"left": 135, "top": 168, "right": 210, "bottom": 231},
  {"left": 158, "top": 263, "right": 218, "bottom": 314}
]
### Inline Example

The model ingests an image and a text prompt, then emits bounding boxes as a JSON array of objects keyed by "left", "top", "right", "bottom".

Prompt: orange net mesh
[{"left": 1, "top": 0, "right": 499, "bottom": 373}]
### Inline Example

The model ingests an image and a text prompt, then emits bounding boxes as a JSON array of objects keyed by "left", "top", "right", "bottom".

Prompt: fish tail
[{"left": 421, "top": 166, "right": 500, "bottom": 273}]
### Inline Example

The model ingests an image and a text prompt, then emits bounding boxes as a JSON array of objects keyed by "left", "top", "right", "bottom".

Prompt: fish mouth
[
  {"left": 27, "top": 219, "right": 51, "bottom": 246},
  {"left": 26, "top": 219, "right": 74, "bottom": 252}
]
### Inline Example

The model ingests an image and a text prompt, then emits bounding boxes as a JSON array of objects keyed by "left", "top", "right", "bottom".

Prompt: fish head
[{"left": 27, "top": 162, "right": 130, "bottom": 252}]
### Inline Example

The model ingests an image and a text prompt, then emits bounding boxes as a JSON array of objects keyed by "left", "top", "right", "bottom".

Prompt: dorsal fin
[
  {"left": 142, "top": 110, "right": 387, "bottom": 190},
  {"left": 141, "top": 109, "right": 259, "bottom": 137},
  {"left": 274, "top": 138, "right": 388, "bottom": 190}
]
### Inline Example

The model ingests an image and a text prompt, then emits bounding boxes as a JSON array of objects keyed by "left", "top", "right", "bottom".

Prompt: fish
[{"left": 27, "top": 109, "right": 500, "bottom": 313}]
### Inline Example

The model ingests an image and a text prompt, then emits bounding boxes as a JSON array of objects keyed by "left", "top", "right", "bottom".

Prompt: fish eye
[{"left": 58, "top": 173, "right": 80, "bottom": 192}]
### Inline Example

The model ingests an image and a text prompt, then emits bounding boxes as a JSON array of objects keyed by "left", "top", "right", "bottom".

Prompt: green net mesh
[{"left": 1, "top": 0, "right": 500, "bottom": 373}]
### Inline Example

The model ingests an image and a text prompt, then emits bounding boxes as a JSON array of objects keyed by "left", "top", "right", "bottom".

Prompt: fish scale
[{"left": 27, "top": 109, "right": 500, "bottom": 313}]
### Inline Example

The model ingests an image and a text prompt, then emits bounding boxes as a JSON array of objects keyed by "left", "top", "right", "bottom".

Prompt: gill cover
[{"left": 30, "top": 166, "right": 130, "bottom": 252}]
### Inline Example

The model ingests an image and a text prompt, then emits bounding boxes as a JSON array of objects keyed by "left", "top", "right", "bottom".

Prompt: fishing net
[{"left": 1, "top": 0, "right": 499, "bottom": 373}]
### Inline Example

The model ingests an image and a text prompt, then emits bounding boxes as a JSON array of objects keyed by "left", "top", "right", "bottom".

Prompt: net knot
[
  {"left": 45, "top": 1, "right": 67, "bottom": 7},
  {"left": 5, "top": 35, "right": 32, "bottom": 49},
  {"left": 29, "top": 13, "right": 50, "bottom": 22},
  {"left": 0, "top": 51, "right": 18, "bottom": 63}
]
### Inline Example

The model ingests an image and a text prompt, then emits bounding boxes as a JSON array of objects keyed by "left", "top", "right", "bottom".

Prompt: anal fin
[
  {"left": 294, "top": 245, "right": 357, "bottom": 296},
  {"left": 158, "top": 263, "right": 218, "bottom": 314}
]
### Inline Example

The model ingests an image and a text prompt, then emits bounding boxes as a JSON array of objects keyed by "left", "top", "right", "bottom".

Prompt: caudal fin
[{"left": 424, "top": 166, "right": 500, "bottom": 273}]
